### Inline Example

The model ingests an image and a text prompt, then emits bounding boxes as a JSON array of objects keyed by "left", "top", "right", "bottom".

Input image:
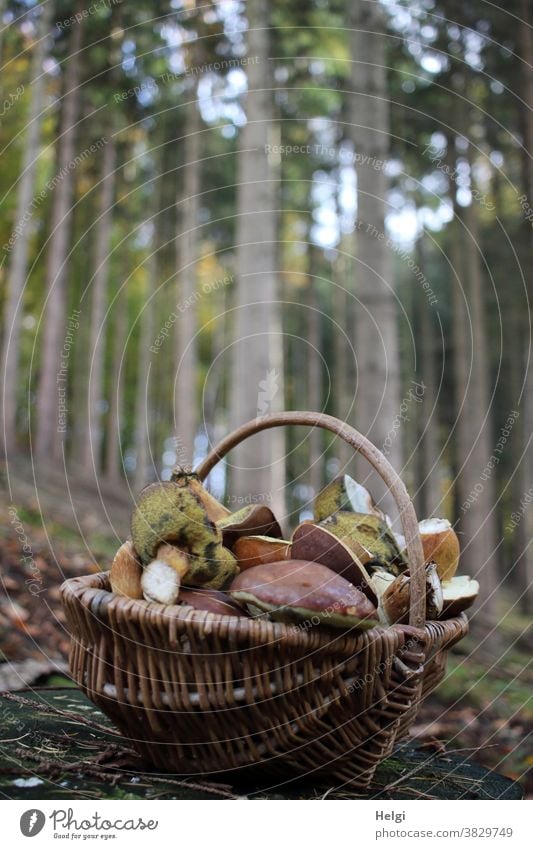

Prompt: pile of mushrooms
[{"left": 109, "top": 470, "right": 479, "bottom": 634}]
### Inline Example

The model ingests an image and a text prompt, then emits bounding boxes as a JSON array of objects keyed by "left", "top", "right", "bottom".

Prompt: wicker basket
[{"left": 61, "top": 412, "right": 468, "bottom": 786}]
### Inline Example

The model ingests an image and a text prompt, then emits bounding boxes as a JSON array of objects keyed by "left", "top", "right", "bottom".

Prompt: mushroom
[
  {"left": 141, "top": 559, "right": 181, "bottom": 605},
  {"left": 230, "top": 560, "right": 379, "bottom": 631},
  {"left": 376, "top": 562, "right": 444, "bottom": 625},
  {"left": 109, "top": 540, "right": 143, "bottom": 599},
  {"left": 290, "top": 521, "right": 378, "bottom": 604},
  {"left": 216, "top": 505, "right": 283, "bottom": 550},
  {"left": 233, "top": 535, "right": 290, "bottom": 571},
  {"left": 419, "top": 517, "right": 460, "bottom": 582},
  {"left": 170, "top": 468, "right": 230, "bottom": 522},
  {"left": 314, "top": 474, "right": 386, "bottom": 523},
  {"left": 179, "top": 588, "right": 248, "bottom": 617},
  {"left": 131, "top": 481, "right": 238, "bottom": 590},
  {"left": 320, "top": 512, "right": 407, "bottom": 574},
  {"left": 440, "top": 575, "right": 479, "bottom": 618}
]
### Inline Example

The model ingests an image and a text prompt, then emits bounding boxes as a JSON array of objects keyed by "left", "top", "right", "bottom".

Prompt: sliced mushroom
[
  {"left": 290, "top": 521, "right": 378, "bottom": 604},
  {"left": 376, "top": 562, "right": 444, "bottom": 625},
  {"left": 179, "top": 588, "right": 248, "bottom": 617},
  {"left": 314, "top": 474, "right": 386, "bottom": 523},
  {"left": 230, "top": 560, "right": 379, "bottom": 631},
  {"left": 170, "top": 468, "right": 230, "bottom": 522},
  {"left": 370, "top": 569, "right": 397, "bottom": 625},
  {"left": 440, "top": 575, "right": 479, "bottom": 618},
  {"left": 419, "top": 517, "right": 460, "bottom": 582},
  {"left": 109, "top": 540, "right": 143, "bottom": 599},
  {"left": 233, "top": 535, "right": 290, "bottom": 571},
  {"left": 216, "top": 505, "right": 282, "bottom": 550}
]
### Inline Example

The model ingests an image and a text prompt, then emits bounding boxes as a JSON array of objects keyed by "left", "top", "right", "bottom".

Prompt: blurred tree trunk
[
  {"left": 35, "top": 9, "right": 84, "bottom": 461},
  {"left": 230, "top": 0, "right": 286, "bottom": 521},
  {"left": 104, "top": 293, "right": 126, "bottom": 486},
  {"left": 174, "top": 79, "right": 200, "bottom": 468},
  {"left": 333, "top": 235, "right": 354, "bottom": 470},
  {"left": 1, "top": 0, "right": 52, "bottom": 457},
  {"left": 306, "top": 257, "right": 322, "bottom": 497},
  {"left": 517, "top": 0, "right": 533, "bottom": 614},
  {"left": 457, "top": 149, "right": 498, "bottom": 629},
  {"left": 448, "top": 188, "right": 470, "bottom": 523},
  {"left": 134, "top": 223, "right": 157, "bottom": 491},
  {"left": 0, "top": 0, "right": 7, "bottom": 72},
  {"left": 82, "top": 135, "right": 117, "bottom": 474},
  {"left": 416, "top": 237, "right": 441, "bottom": 518},
  {"left": 347, "top": 0, "right": 402, "bottom": 510}
]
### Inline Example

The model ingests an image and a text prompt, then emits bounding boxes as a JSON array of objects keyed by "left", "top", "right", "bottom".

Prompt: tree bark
[
  {"left": 1, "top": 1, "right": 53, "bottom": 457},
  {"left": 35, "top": 9, "right": 84, "bottom": 461},
  {"left": 347, "top": 0, "right": 402, "bottom": 511},
  {"left": 230, "top": 0, "right": 286, "bottom": 521},
  {"left": 82, "top": 135, "right": 117, "bottom": 473}
]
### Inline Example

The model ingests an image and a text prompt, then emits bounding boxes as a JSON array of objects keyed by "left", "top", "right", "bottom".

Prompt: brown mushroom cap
[
  {"left": 109, "top": 540, "right": 143, "bottom": 599},
  {"left": 233, "top": 535, "right": 290, "bottom": 571},
  {"left": 440, "top": 575, "right": 479, "bottom": 618},
  {"left": 217, "top": 505, "right": 283, "bottom": 550},
  {"left": 230, "top": 559, "right": 378, "bottom": 630},
  {"left": 290, "top": 522, "right": 378, "bottom": 604},
  {"left": 179, "top": 588, "right": 248, "bottom": 617},
  {"left": 419, "top": 518, "right": 460, "bottom": 582}
]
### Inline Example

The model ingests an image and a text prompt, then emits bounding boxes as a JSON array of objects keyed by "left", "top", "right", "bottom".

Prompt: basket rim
[{"left": 61, "top": 571, "right": 465, "bottom": 658}]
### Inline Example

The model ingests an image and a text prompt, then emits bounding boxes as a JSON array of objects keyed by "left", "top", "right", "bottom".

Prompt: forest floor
[{"left": 0, "top": 481, "right": 531, "bottom": 798}]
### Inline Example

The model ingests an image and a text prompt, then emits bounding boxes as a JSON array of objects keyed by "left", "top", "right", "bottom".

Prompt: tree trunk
[
  {"left": 516, "top": 0, "right": 533, "bottom": 615},
  {"left": 134, "top": 226, "right": 157, "bottom": 491},
  {"left": 416, "top": 237, "right": 441, "bottom": 517},
  {"left": 35, "top": 9, "right": 84, "bottom": 461},
  {"left": 82, "top": 135, "right": 117, "bottom": 473},
  {"left": 347, "top": 0, "right": 402, "bottom": 511},
  {"left": 174, "top": 76, "right": 200, "bottom": 468},
  {"left": 230, "top": 0, "right": 286, "bottom": 521},
  {"left": 1, "top": 0, "right": 53, "bottom": 457},
  {"left": 457, "top": 151, "right": 498, "bottom": 629},
  {"left": 449, "top": 195, "right": 470, "bottom": 524},
  {"left": 0, "top": 0, "right": 7, "bottom": 74},
  {"left": 333, "top": 235, "right": 355, "bottom": 470},
  {"left": 306, "top": 264, "right": 322, "bottom": 497},
  {"left": 104, "top": 296, "right": 127, "bottom": 486}
]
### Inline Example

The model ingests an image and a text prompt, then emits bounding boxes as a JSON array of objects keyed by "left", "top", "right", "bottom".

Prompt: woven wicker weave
[{"left": 61, "top": 412, "right": 468, "bottom": 786}]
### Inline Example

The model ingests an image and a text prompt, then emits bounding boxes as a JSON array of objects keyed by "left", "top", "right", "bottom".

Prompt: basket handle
[{"left": 195, "top": 411, "right": 426, "bottom": 628}]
